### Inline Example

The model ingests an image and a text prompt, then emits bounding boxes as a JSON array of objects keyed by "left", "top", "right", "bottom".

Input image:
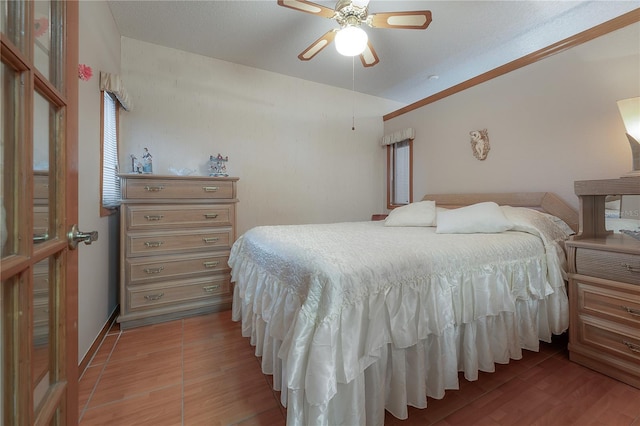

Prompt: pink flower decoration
[
  {"left": 34, "top": 17, "right": 49, "bottom": 38},
  {"left": 78, "top": 64, "right": 93, "bottom": 81}
]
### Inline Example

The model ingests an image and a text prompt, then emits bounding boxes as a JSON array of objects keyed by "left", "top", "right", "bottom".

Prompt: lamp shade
[
  {"left": 617, "top": 97, "right": 640, "bottom": 141},
  {"left": 335, "top": 26, "right": 368, "bottom": 57}
]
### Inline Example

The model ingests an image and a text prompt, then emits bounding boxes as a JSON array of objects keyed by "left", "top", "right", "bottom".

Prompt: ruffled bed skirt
[{"left": 232, "top": 278, "right": 568, "bottom": 426}]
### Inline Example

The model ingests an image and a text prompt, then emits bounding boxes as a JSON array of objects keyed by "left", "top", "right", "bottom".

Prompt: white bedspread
[{"left": 230, "top": 207, "right": 570, "bottom": 425}]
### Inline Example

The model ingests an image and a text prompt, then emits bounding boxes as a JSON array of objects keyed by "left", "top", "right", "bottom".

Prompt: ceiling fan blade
[
  {"left": 369, "top": 11, "right": 432, "bottom": 29},
  {"left": 277, "top": 0, "right": 336, "bottom": 19},
  {"left": 359, "top": 41, "right": 379, "bottom": 67},
  {"left": 298, "top": 30, "right": 337, "bottom": 61}
]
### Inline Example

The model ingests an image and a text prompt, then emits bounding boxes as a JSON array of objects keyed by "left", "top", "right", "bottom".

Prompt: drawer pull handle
[
  {"left": 203, "top": 261, "right": 220, "bottom": 268},
  {"left": 204, "top": 213, "right": 219, "bottom": 219},
  {"left": 144, "top": 241, "right": 164, "bottom": 248},
  {"left": 144, "top": 185, "right": 164, "bottom": 192},
  {"left": 623, "top": 340, "right": 640, "bottom": 354},
  {"left": 143, "top": 267, "right": 164, "bottom": 274},
  {"left": 144, "top": 293, "right": 164, "bottom": 301},
  {"left": 621, "top": 306, "right": 640, "bottom": 317},
  {"left": 203, "top": 284, "right": 220, "bottom": 293},
  {"left": 203, "top": 237, "right": 219, "bottom": 244},
  {"left": 203, "top": 186, "right": 219, "bottom": 192},
  {"left": 621, "top": 263, "right": 639, "bottom": 273},
  {"left": 144, "top": 215, "right": 164, "bottom": 221}
]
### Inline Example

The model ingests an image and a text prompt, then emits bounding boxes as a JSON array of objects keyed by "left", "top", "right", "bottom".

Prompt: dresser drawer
[
  {"left": 34, "top": 261, "right": 49, "bottom": 292},
  {"left": 122, "top": 178, "right": 235, "bottom": 200},
  {"left": 33, "top": 293, "right": 49, "bottom": 326},
  {"left": 574, "top": 279, "right": 640, "bottom": 328},
  {"left": 125, "top": 204, "right": 234, "bottom": 230},
  {"left": 575, "top": 248, "right": 640, "bottom": 285},
  {"left": 33, "top": 206, "right": 49, "bottom": 236},
  {"left": 33, "top": 173, "right": 49, "bottom": 202},
  {"left": 126, "top": 228, "right": 233, "bottom": 257},
  {"left": 576, "top": 315, "right": 640, "bottom": 363},
  {"left": 127, "top": 251, "right": 230, "bottom": 284},
  {"left": 127, "top": 275, "right": 230, "bottom": 312}
]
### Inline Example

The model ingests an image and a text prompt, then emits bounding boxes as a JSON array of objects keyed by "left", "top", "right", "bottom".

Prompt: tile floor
[{"left": 78, "top": 310, "right": 640, "bottom": 425}]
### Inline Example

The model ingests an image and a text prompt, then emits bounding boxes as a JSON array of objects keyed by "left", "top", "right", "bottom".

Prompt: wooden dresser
[
  {"left": 566, "top": 177, "right": 640, "bottom": 389},
  {"left": 118, "top": 174, "right": 239, "bottom": 329}
]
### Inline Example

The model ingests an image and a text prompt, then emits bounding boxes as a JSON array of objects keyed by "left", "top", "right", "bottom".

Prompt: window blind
[{"left": 102, "top": 92, "right": 120, "bottom": 208}]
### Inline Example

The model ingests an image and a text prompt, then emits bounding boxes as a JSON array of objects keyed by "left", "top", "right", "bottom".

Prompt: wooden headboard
[{"left": 421, "top": 192, "right": 579, "bottom": 232}]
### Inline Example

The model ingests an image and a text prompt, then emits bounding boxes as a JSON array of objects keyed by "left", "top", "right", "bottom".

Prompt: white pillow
[
  {"left": 540, "top": 212, "right": 576, "bottom": 236},
  {"left": 436, "top": 201, "right": 514, "bottom": 234},
  {"left": 384, "top": 200, "right": 437, "bottom": 227}
]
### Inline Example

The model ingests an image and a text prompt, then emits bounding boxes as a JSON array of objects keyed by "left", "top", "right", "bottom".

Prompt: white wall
[
  {"left": 384, "top": 23, "right": 640, "bottom": 209},
  {"left": 77, "top": 1, "right": 121, "bottom": 362},
  {"left": 119, "top": 38, "right": 403, "bottom": 235}
]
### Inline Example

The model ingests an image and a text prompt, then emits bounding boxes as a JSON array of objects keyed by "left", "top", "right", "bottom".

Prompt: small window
[
  {"left": 387, "top": 139, "right": 413, "bottom": 209},
  {"left": 100, "top": 91, "right": 120, "bottom": 215}
]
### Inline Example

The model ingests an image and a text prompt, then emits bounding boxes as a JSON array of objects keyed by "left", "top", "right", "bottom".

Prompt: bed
[{"left": 229, "top": 192, "right": 578, "bottom": 425}]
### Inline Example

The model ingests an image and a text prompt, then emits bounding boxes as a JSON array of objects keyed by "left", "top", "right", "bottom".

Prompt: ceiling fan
[{"left": 277, "top": 0, "right": 432, "bottom": 67}]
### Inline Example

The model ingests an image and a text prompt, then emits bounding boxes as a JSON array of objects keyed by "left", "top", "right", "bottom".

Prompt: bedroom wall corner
[
  {"left": 118, "top": 38, "right": 404, "bottom": 235},
  {"left": 384, "top": 22, "right": 640, "bottom": 209}
]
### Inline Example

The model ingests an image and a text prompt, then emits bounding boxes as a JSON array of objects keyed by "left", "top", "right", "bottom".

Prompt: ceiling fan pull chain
[{"left": 352, "top": 55, "right": 356, "bottom": 131}]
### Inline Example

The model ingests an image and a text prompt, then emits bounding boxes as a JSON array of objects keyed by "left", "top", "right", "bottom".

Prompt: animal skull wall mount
[{"left": 470, "top": 129, "right": 490, "bottom": 161}]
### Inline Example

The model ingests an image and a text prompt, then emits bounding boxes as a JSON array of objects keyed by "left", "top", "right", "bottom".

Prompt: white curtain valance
[
  {"left": 100, "top": 72, "right": 133, "bottom": 111},
  {"left": 381, "top": 128, "right": 415, "bottom": 146}
]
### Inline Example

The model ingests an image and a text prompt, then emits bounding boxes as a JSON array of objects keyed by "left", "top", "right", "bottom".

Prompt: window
[
  {"left": 100, "top": 91, "right": 120, "bottom": 215},
  {"left": 386, "top": 138, "right": 413, "bottom": 209}
]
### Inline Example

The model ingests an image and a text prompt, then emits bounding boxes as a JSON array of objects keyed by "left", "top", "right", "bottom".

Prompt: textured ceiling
[{"left": 107, "top": 1, "right": 639, "bottom": 105}]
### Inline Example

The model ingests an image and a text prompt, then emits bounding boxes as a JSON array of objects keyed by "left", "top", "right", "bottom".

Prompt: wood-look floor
[{"left": 79, "top": 310, "right": 640, "bottom": 425}]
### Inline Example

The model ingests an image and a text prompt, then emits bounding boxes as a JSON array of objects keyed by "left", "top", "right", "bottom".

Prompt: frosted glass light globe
[{"left": 335, "top": 26, "right": 368, "bottom": 57}]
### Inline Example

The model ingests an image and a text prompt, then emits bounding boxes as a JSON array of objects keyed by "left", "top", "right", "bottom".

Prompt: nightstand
[{"left": 566, "top": 177, "right": 640, "bottom": 389}]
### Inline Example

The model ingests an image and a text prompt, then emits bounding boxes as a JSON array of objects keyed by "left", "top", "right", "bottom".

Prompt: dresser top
[
  {"left": 574, "top": 176, "right": 640, "bottom": 196},
  {"left": 119, "top": 174, "right": 239, "bottom": 182},
  {"left": 567, "top": 232, "right": 640, "bottom": 255}
]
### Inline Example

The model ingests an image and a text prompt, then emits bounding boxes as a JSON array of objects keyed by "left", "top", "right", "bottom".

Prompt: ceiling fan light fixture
[
  {"left": 351, "top": 0, "right": 370, "bottom": 9},
  {"left": 335, "top": 26, "right": 368, "bottom": 56}
]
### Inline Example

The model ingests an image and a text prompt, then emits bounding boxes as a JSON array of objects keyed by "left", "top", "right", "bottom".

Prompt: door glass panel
[
  {"left": 34, "top": 1, "right": 64, "bottom": 91},
  {"left": 1, "top": 61, "right": 19, "bottom": 257},
  {"left": 33, "top": 91, "right": 52, "bottom": 243},
  {"left": 33, "top": 1, "right": 51, "bottom": 81},
  {"left": 33, "top": 257, "right": 51, "bottom": 411},
  {"left": 1, "top": 0, "right": 27, "bottom": 54}
]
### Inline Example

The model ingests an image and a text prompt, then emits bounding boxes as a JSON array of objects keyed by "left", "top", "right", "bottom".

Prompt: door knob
[{"left": 67, "top": 224, "right": 98, "bottom": 249}]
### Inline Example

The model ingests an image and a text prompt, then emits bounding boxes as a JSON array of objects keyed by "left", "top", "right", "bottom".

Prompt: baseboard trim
[{"left": 79, "top": 306, "right": 119, "bottom": 377}]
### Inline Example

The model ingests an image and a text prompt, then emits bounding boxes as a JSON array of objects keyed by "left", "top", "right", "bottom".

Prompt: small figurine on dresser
[
  {"left": 142, "top": 147, "right": 153, "bottom": 174},
  {"left": 209, "top": 153, "right": 229, "bottom": 177},
  {"left": 130, "top": 154, "right": 142, "bottom": 174}
]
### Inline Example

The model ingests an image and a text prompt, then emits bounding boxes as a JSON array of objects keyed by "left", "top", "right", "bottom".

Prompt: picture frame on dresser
[
  {"left": 566, "top": 176, "right": 640, "bottom": 389},
  {"left": 117, "top": 174, "right": 239, "bottom": 329}
]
